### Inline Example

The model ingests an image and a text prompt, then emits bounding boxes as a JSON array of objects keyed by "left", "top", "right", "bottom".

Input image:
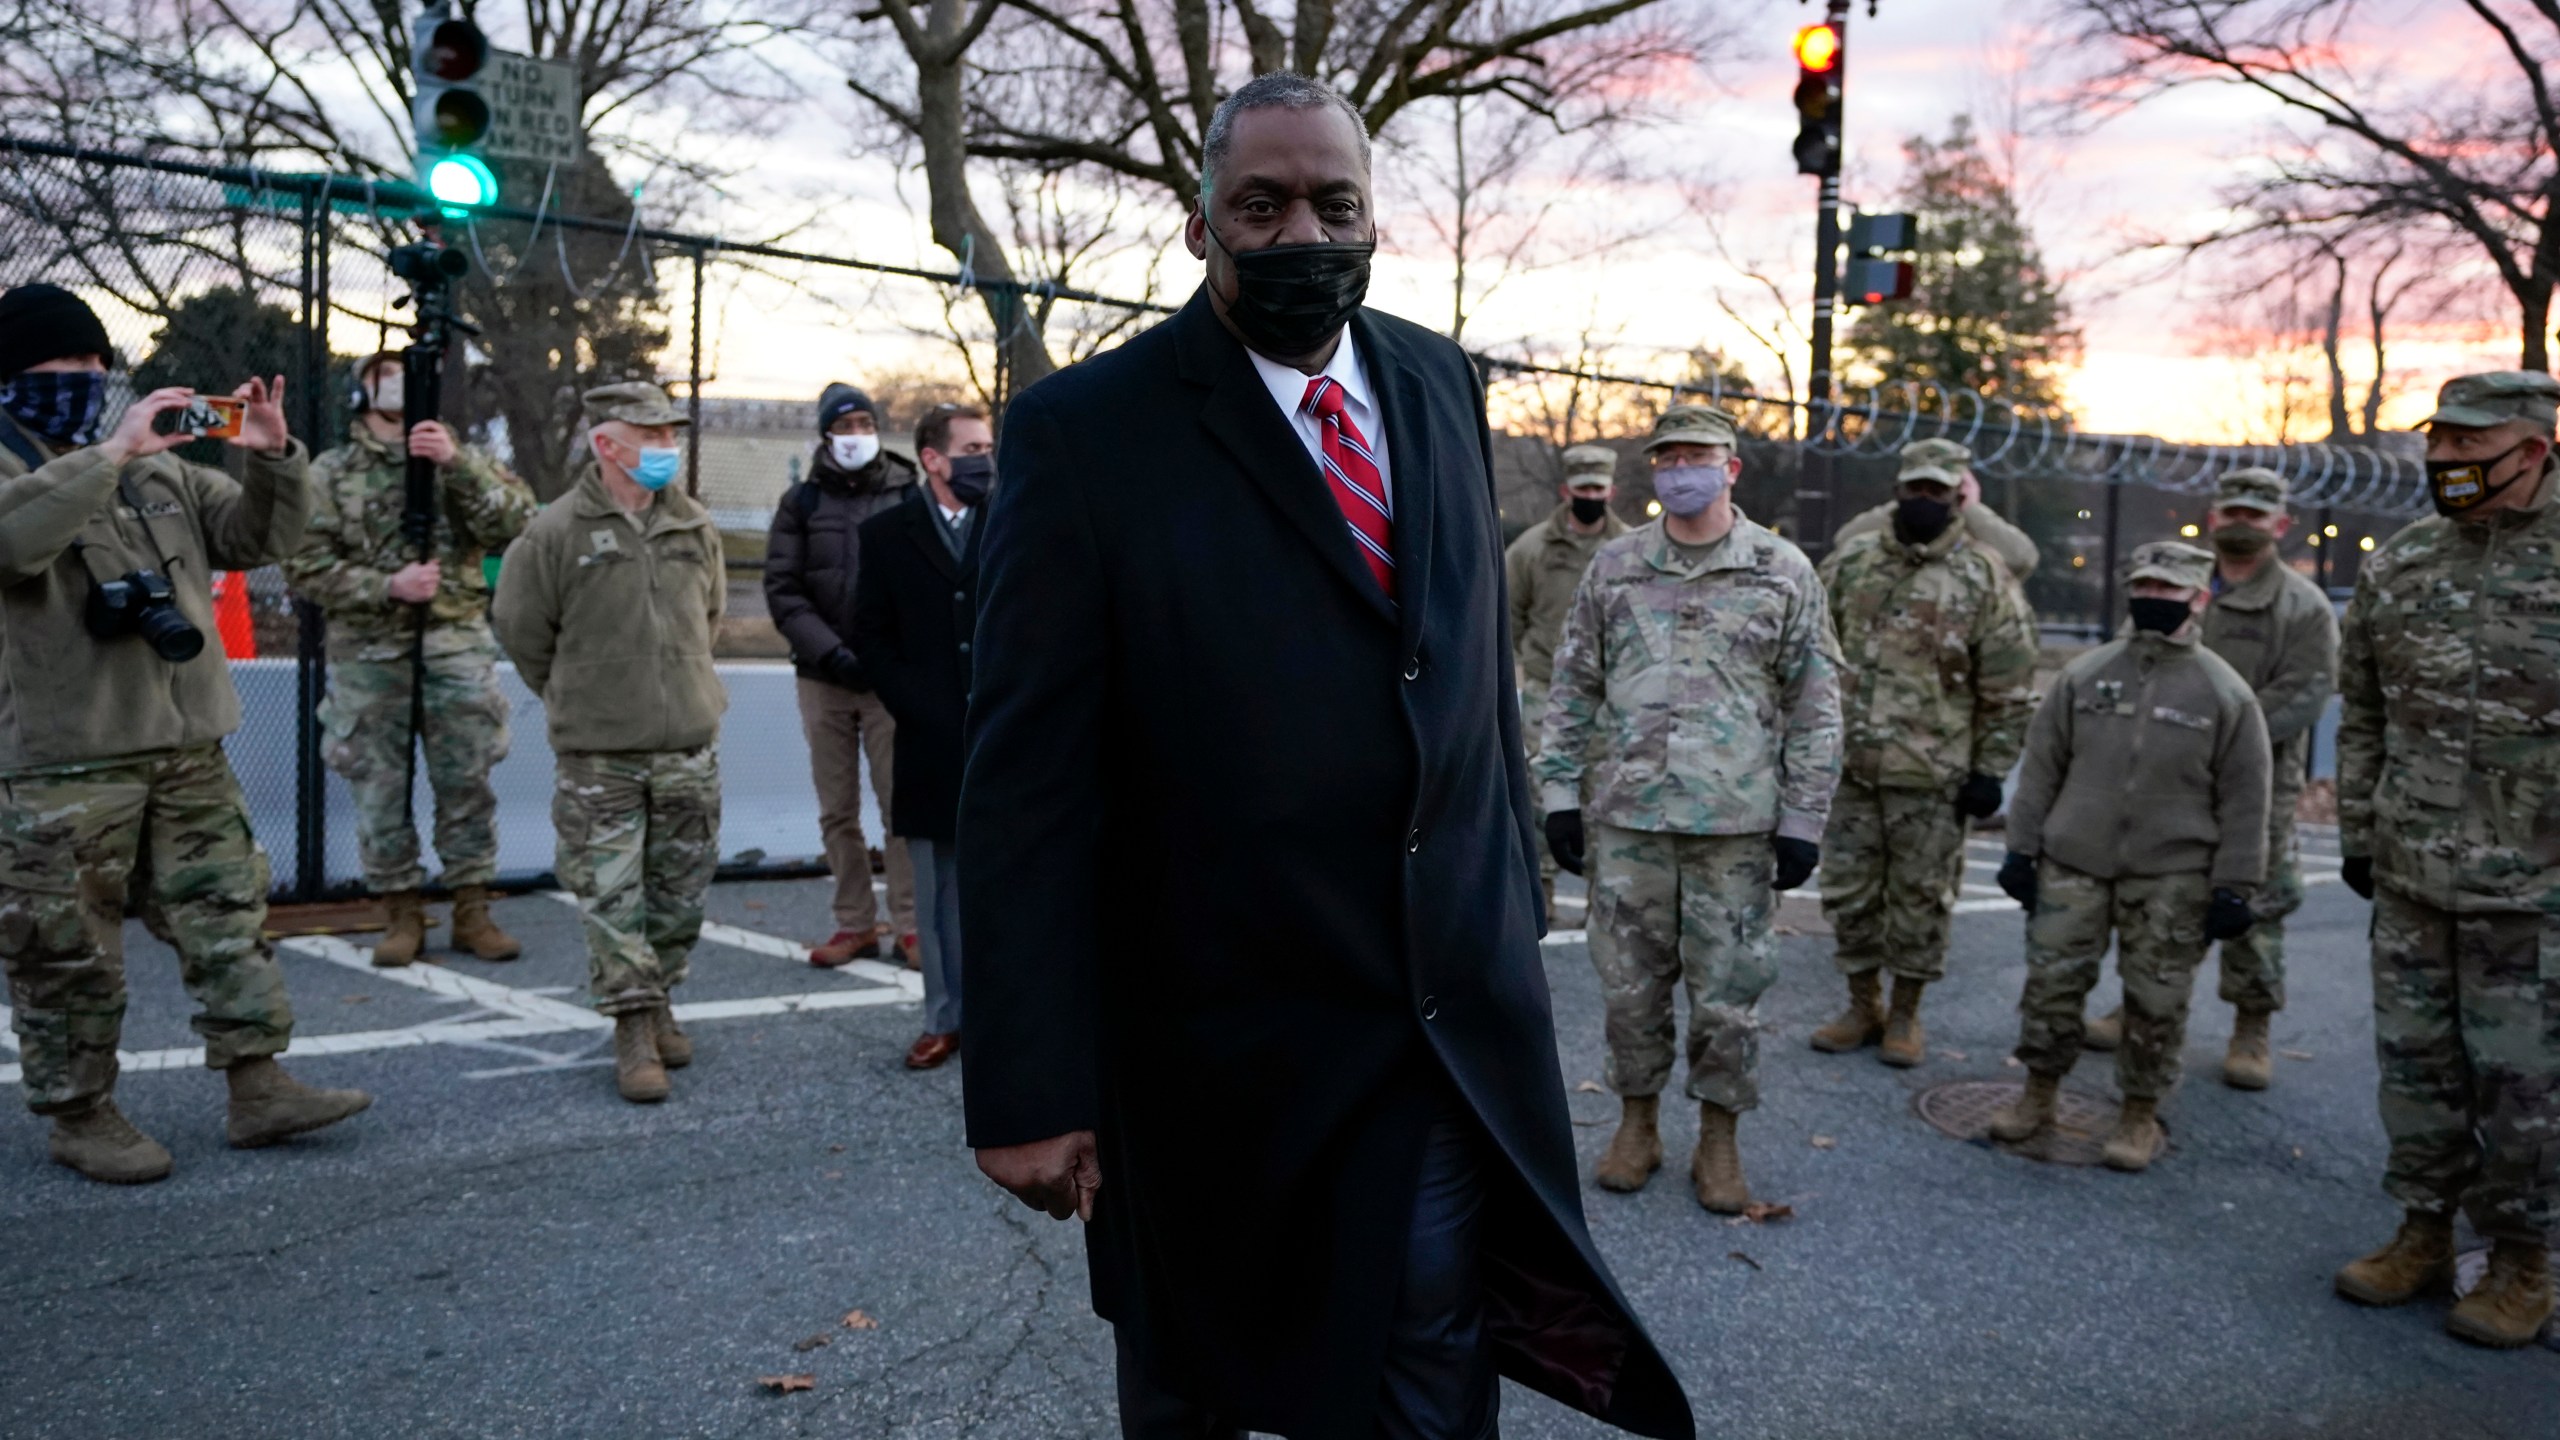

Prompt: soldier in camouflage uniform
[
  {"left": 1812, "top": 438, "right": 2038, "bottom": 1068},
  {"left": 1506, "top": 442, "right": 1630, "bottom": 910},
  {"left": 0, "top": 283, "right": 369, "bottom": 1184},
  {"left": 1540, "top": 403, "right": 1842, "bottom": 1214},
  {"left": 2083, "top": 468, "right": 2338, "bottom": 1091},
  {"left": 1990, "top": 542, "right": 2270, "bottom": 1173},
  {"left": 1832, "top": 438, "right": 2041, "bottom": 583},
  {"left": 2330, "top": 371, "right": 2560, "bottom": 1349},
  {"left": 286, "top": 352, "right": 536, "bottom": 967},
  {"left": 493, "top": 382, "right": 729, "bottom": 1105}
]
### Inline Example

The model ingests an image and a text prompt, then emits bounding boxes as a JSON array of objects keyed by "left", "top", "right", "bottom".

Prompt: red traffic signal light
[{"left": 1793, "top": 23, "right": 1841, "bottom": 73}]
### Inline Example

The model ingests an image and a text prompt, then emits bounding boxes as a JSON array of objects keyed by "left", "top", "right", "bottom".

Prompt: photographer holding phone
[{"left": 0, "top": 282, "right": 371, "bottom": 1186}]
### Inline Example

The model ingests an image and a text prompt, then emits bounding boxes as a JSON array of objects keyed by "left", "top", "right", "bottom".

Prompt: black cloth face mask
[
  {"left": 1892, "top": 494, "right": 1954, "bottom": 545},
  {"left": 944, "top": 452, "right": 994, "bottom": 508},
  {"left": 1569, "top": 495, "right": 1610, "bottom": 526},
  {"left": 2127, "top": 596, "right": 2191, "bottom": 636},
  {"left": 2426, "top": 442, "right": 2538, "bottom": 517},
  {"left": 1206, "top": 222, "right": 1374, "bottom": 358}
]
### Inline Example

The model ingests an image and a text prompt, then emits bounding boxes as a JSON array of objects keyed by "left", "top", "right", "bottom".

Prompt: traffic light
[
  {"left": 1843, "top": 210, "right": 1919, "bottom": 305},
  {"left": 1791, "top": 23, "right": 1843, "bottom": 177},
  {"left": 412, "top": 5, "right": 498, "bottom": 212}
]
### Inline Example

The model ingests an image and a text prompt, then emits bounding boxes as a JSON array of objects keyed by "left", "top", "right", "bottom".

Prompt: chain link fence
[{"left": 2, "top": 137, "right": 2424, "bottom": 897}]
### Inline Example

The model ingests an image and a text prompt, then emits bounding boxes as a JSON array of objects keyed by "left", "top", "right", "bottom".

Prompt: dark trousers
[{"left": 1115, "top": 1101, "right": 1500, "bottom": 1440}]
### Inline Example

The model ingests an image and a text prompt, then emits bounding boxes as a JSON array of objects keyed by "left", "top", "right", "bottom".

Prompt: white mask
[
  {"left": 369, "top": 375, "right": 405, "bottom": 416},
  {"left": 829, "top": 433, "right": 880, "bottom": 470}
]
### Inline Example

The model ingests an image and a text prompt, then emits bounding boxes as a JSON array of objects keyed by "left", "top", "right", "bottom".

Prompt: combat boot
[
  {"left": 1989, "top": 1072, "right": 2059, "bottom": 1143},
  {"left": 2101, "top": 1096, "right": 2164, "bottom": 1172},
  {"left": 47, "top": 1097, "right": 172, "bottom": 1184},
  {"left": 1691, "top": 1102, "right": 1750, "bottom": 1215},
  {"left": 1593, "top": 1095, "right": 1662, "bottom": 1192},
  {"left": 2446, "top": 1241, "right": 2555, "bottom": 1349},
  {"left": 614, "top": 1011, "right": 670, "bottom": 1103},
  {"left": 448, "top": 885, "right": 523, "bottom": 962},
  {"left": 1878, "top": 977, "right": 1928, "bottom": 1068},
  {"left": 224, "top": 1057, "right": 372, "bottom": 1147},
  {"left": 371, "top": 889, "right": 426, "bottom": 968},
  {"left": 2222, "top": 1008, "right": 2273, "bottom": 1091},
  {"left": 2082, "top": 1006, "right": 2122, "bottom": 1052},
  {"left": 651, "top": 1007, "right": 693, "bottom": 1069},
  {"left": 1808, "top": 971, "right": 1884, "bottom": 1053},
  {"left": 2334, "top": 1210, "right": 2456, "bottom": 1307}
]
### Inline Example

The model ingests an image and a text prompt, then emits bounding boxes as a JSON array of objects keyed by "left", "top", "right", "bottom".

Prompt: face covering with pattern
[
  {"left": 1207, "top": 222, "right": 1374, "bottom": 358},
  {"left": 829, "top": 433, "right": 880, "bottom": 470},
  {"left": 1652, "top": 464, "right": 1728, "bottom": 518},
  {"left": 0, "top": 370, "right": 108, "bottom": 446},
  {"left": 944, "top": 452, "right": 994, "bottom": 507},
  {"left": 2127, "top": 596, "right": 2192, "bottom": 636}
]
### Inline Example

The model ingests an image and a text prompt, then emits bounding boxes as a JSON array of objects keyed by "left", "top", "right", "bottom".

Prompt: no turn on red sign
[{"left": 480, "top": 50, "right": 582, "bottom": 165}]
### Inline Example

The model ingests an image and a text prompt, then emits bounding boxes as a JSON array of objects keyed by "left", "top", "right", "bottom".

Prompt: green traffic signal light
[{"left": 426, "top": 153, "right": 498, "bottom": 213}]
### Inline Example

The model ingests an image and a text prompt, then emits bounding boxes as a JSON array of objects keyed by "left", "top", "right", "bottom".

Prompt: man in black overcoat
[{"left": 959, "top": 73, "right": 1694, "bottom": 1440}]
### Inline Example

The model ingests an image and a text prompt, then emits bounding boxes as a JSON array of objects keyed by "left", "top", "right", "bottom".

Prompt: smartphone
[{"left": 152, "top": 394, "right": 244, "bottom": 439}]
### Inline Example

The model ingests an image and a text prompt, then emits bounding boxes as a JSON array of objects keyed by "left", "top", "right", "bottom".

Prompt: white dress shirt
[{"left": 1248, "top": 329, "right": 1393, "bottom": 511}]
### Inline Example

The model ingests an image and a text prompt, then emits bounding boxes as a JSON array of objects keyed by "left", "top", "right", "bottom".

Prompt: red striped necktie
[{"left": 1301, "top": 375, "right": 1395, "bottom": 597}]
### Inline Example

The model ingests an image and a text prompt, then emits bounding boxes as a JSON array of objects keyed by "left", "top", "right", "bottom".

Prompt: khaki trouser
[{"left": 795, "top": 677, "right": 917, "bottom": 938}]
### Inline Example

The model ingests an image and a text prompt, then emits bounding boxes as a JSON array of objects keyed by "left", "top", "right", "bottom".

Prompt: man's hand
[
  {"left": 228, "top": 374, "right": 290, "bottom": 456},
  {"left": 97, "top": 387, "right": 199, "bottom": 466},
  {"left": 1772, "top": 836, "right": 1819, "bottom": 892},
  {"left": 2206, "top": 888, "right": 2256, "bottom": 942},
  {"left": 977, "top": 1130, "right": 1101, "bottom": 1221},
  {"left": 1997, "top": 851, "right": 2039, "bottom": 911},
  {"left": 408, "top": 420, "right": 458, "bottom": 466},
  {"left": 1955, "top": 773, "right": 2004, "bottom": 821},
  {"left": 1543, "top": 809, "right": 1585, "bottom": 876},
  {"left": 2341, "top": 855, "right": 2375, "bottom": 900},
  {"left": 1957, "top": 473, "right": 1982, "bottom": 509},
  {"left": 822, "top": 645, "right": 868, "bottom": 691},
  {"left": 387, "top": 560, "right": 443, "bottom": 605}
]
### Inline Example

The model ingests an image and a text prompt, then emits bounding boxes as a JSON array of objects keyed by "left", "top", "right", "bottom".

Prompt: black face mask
[
  {"left": 944, "top": 452, "right": 994, "bottom": 508},
  {"left": 1892, "top": 494, "right": 1954, "bottom": 545},
  {"left": 1207, "top": 222, "right": 1373, "bottom": 359},
  {"left": 1569, "top": 495, "right": 1610, "bottom": 526},
  {"left": 2127, "top": 596, "right": 2192, "bottom": 636},
  {"left": 2426, "top": 441, "right": 2539, "bottom": 518}
]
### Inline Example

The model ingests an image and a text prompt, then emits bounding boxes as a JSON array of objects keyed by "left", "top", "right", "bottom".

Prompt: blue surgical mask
[
  {"left": 0, "top": 370, "right": 109, "bottom": 446},
  {"left": 1652, "top": 463, "right": 1729, "bottom": 518},
  {"left": 632, "top": 446, "right": 683, "bottom": 491}
]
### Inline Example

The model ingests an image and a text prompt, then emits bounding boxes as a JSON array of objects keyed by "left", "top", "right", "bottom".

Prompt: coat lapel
[
  {"left": 1175, "top": 292, "right": 1398, "bottom": 627},
  {"left": 901, "top": 489, "right": 963, "bottom": 582},
  {"left": 1354, "top": 311, "right": 1437, "bottom": 655}
]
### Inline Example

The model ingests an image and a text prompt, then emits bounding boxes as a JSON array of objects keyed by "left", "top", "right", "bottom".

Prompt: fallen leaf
[
  {"left": 827, "top": 1144, "right": 846, "bottom": 1154},
  {"left": 1735, "top": 1202, "right": 1794, "bottom": 1225},
  {"left": 757, "top": 1374, "right": 816, "bottom": 1394},
  {"left": 1573, "top": 1081, "right": 1606, "bottom": 1094},
  {"left": 341, "top": 994, "right": 371, "bottom": 1005},
  {"left": 841, "top": 1310, "right": 879, "bottom": 1331},
  {"left": 791, "top": 1334, "right": 832, "bottom": 1353},
  {"left": 1809, "top": 1135, "right": 1836, "bottom": 1150},
  {"left": 744, "top": 900, "right": 767, "bottom": 911},
  {"left": 2280, "top": 1049, "right": 2314, "bottom": 1061},
  {"left": 1725, "top": 1250, "right": 1763, "bottom": 1271},
  {"left": 2291, "top": 1147, "right": 2305, "bottom": 1160},
  {"left": 1936, "top": 1048, "right": 1967, "bottom": 1062},
  {"left": 822, "top": 1170, "right": 844, "bottom": 1180},
  {"left": 2001, "top": 1055, "right": 2023, "bottom": 1069}
]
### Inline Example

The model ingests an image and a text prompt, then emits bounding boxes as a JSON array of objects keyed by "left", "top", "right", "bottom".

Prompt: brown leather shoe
[
  {"left": 903, "top": 1031, "right": 959, "bottom": 1070},
  {"left": 809, "top": 930, "right": 882, "bottom": 968}
]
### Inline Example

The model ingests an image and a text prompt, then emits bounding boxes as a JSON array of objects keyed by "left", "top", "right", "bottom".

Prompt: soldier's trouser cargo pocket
[{"left": 0, "top": 745, "right": 292, "bottom": 1113}]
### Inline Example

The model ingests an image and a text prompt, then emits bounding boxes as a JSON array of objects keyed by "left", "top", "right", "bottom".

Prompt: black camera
[
  {"left": 387, "top": 240, "right": 470, "bottom": 287},
  {"left": 87, "top": 570, "right": 206, "bottom": 662}
]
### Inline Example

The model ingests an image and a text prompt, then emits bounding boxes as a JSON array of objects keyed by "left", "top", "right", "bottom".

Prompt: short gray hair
[{"left": 1200, "top": 73, "right": 1371, "bottom": 206}]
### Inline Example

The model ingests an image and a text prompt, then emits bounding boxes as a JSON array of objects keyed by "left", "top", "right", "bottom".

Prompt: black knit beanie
[
  {"left": 0, "top": 284, "right": 114, "bottom": 378},
  {"left": 817, "top": 382, "right": 876, "bottom": 433}
]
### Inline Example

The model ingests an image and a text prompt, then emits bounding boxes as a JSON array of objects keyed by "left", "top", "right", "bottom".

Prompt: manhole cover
[
  {"left": 1914, "top": 1079, "right": 2163, "bottom": 1167},
  {"left": 2454, "top": 1247, "right": 2560, "bottom": 1351}
]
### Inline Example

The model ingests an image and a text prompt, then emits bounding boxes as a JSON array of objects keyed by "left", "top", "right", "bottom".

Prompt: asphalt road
[{"left": 0, "top": 843, "right": 2549, "bottom": 1439}]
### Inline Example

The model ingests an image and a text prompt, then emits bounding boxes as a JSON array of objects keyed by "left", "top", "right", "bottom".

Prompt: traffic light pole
[{"left": 1796, "top": 0, "right": 1852, "bottom": 562}]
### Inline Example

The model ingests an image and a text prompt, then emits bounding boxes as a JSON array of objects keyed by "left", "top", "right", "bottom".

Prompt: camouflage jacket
[
  {"left": 2203, "top": 557, "right": 2338, "bottom": 803},
  {"left": 1506, "top": 502, "right": 1630, "bottom": 686},
  {"left": 2338, "top": 482, "right": 2560, "bottom": 913},
  {"left": 284, "top": 424, "right": 536, "bottom": 660},
  {"left": 1819, "top": 523, "right": 2038, "bottom": 790},
  {"left": 1835, "top": 498, "right": 2040, "bottom": 582},
  {"left": 1539, "top": 513, "right": 1844, "bottom": 840}
]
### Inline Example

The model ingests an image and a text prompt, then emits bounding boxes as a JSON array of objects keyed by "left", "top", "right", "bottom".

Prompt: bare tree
[
  {"left": 2191, "top": 223, "right": 2452, "bottom": 441},
  {"left": 2067, "top": 0, "right": 2560, "bottom": 370}
]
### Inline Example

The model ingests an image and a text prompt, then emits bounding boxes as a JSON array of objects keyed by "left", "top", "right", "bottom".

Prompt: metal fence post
[
  {"left": 293, "top": 187, "right": 331, "bottom": 900},
  {"left": 687, "top": 242, "right": 704, "bottom": 498},
  {"left": 2098, "top": 479, "right": 2122, "bottom": 638}
]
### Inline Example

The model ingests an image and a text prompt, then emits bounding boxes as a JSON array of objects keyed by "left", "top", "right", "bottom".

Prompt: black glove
[
  {"left": 2206, "top": 887, "right": 2256, "bottom": 941},
  {"left": 1544, "top": 809, "right": 1586, "bottom": 876},
  {"left": 1997, "top": 851, "right": 2039, "bottom": 911},
  {"left": 1955, "top": 773, "right": 2004, "bottom": 821},
  {"left": 2341, "top": 855, "right": 2375, "bottom": 900},
  {"left": 1772, "top": 836, "right": 1819, "bottom": 892},
  {"left": 820, "top": 645, "right": 868, "bottom": 691}
]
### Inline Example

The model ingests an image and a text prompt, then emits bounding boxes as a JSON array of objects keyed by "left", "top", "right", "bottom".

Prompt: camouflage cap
[
  {"left": 2125, "top": 539, "right": 2213, "bottom": 591},
  {"left": 1896, "top": 437, "right": 1972, "bottom": 486},
  {"left": 2213, "top": 466, "right": 2287, "bottom": 512},
  {"left": 1645, "top": 403, "right": 1738, "bottom": 453},
  {"left": 1561, "top": 444, "right": 1618, "bottom": 483},
  {"left": 582, "top": 380, "right": 691, "bottom": 428},
  {"left": 2420, "top": 370, "right": 2559, "bottom": 430}
]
